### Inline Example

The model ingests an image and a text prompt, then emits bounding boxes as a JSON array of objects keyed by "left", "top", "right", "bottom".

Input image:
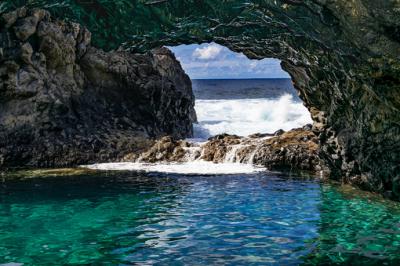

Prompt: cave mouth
[{"left": 168, "top": 43, "right": 313, "bottom": 140}]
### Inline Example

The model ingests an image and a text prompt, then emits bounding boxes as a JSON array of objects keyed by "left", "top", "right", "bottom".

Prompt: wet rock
[
  {"left": 251, "top": 128, "right": 327, "bottom": 173},
  {"left": 136, "top": 128, "right": 327, "bottom": 174},
  {"left": 248, "top": 133, "right": 274, "bottom": 138},
  {"left": 302, "top": 124, "right": 312, "bottom": 131},
  {"left": 136, "top": 136, "right": 195, "bottom": 163},
  {"left": 1, "top": 2, "right": 399, "bottom": 199},
  {"left": 274, "top": 129, "right": 285, "bottom": 136}
]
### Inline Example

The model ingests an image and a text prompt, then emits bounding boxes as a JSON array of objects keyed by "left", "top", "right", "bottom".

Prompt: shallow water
[{"left": 0, "top": 172, "right": 399, "bottom": 265}]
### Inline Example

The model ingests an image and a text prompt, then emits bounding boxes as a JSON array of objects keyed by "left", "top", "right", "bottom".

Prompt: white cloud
[
  {"left": 169, "top": 43, "right": 290, "bottom": 79},
  {"left": 193, "top": 43, "right": 223, "bottom": 60},
  {"left": 249, "top": 61, "right": 258, "bottom": 70}
]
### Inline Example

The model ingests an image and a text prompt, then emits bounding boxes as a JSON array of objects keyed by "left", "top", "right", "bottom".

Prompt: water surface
[
  {"left": 0, "top": 172, "right": 399, "bottom": 265},
  {"left": 191, "top": 79, "right": 312, "bottom": 138}
]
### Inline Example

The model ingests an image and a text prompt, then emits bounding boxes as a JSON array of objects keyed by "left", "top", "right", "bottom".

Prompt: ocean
[
  {"left": 2, "top": 81, "right": 400, "bottom": 266},
  {"left": 191, "top": 79, "right": 312, "bottom": 138}
]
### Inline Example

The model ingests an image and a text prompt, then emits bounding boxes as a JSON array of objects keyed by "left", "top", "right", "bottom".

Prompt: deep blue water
[{"left": 192, "top": 78, "right": 300, "bottom": 100}]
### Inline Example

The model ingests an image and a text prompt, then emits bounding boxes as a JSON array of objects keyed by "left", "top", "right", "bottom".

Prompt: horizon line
[{"left": 191, "top": 77, "right": 291, "bottom": 80}]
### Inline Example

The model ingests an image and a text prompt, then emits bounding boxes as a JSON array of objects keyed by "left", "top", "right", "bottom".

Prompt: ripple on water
[{"left": 0, "top": 172, "right": 399, "bottom": 265}]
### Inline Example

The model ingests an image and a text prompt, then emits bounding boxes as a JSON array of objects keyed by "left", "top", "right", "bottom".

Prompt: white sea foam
[
  {"left": 83, "top": 161, "right": 266, "bottom": 175},
  {"left": 85, "top": 94, "right": 309, "bottom": 175},
  {"left": 194, "top": 94, "right": 312, "bottom": 138}
]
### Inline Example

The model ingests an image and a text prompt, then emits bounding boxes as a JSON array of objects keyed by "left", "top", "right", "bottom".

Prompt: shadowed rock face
[
  {"left": 0, "top": 8, "right": 196, "bottom": 167},
  {"left": 0, "top": 1, "right": 399, "bottom": 199}
]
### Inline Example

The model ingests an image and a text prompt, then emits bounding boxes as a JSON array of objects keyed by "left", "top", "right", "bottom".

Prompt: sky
[{"left": 168, "top": 42, "right": 290, "bottom": 79}]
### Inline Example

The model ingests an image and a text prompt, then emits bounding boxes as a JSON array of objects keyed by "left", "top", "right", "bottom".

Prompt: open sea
[{"left": 191, "top": 79, "right": 312, "bottom": 138}]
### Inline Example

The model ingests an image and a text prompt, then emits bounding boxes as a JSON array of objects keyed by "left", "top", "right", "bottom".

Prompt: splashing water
[
  {"left": 194, "top": 94, "right": 312, "bottom": 138},
  {"left": 85, "top": 161, "right": 266, "bottom": 175}
]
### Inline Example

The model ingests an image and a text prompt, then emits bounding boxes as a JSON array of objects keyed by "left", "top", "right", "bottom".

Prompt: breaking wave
[{"left": 194, "top": 94, "right": 312, "bottom": 138}]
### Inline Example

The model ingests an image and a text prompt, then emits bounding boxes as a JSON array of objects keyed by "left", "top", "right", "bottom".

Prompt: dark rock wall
[
  {"left": 0, "top": 1, "right": 399, "bottom": 198},
  {"left": 0, "top": 8, "right": 196, "bottom": 167}
]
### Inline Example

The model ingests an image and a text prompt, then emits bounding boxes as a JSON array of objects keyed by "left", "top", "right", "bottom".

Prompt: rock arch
[{"left": 1, "top": 1, "right": 399, "bottom": 198}]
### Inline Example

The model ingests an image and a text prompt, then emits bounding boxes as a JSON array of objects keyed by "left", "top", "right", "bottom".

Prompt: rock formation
[
  {"left": 0, "top": 1, "right": 399, "bottom": 199},
  {"left": 131, "top": 127, "right": 327, "bottom": 174},
  {"left": 0, "top": 8, "right": 196, "bottom": 167}
]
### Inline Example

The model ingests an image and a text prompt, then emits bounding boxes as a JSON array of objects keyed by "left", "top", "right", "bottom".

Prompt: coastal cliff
[
  {"left": 0, "top": 1, "right": 399, "bottom": 199},
  {"left": 0, "top": 8, "right": 196, "bottom": 167}
]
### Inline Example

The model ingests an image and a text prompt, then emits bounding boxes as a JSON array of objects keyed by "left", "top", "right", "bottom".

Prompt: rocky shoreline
[
  {"left": 124, "top": 125, "right": 328, "bottom": 175},
  {"left": 0, "top": 7, "right": 326, "bottom": 175},
  {"left": 1, "top": 5, "right": 399, "bottom": 200}
]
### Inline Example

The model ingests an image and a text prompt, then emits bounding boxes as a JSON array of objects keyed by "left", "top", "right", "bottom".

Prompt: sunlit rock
[{"left": 0, "top": 1, "right": 399, "bottom": 198}]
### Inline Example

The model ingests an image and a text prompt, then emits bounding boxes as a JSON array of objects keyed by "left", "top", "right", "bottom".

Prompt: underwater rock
[{"left": 0, "top": 8, "right": 196, "bottom": 167}]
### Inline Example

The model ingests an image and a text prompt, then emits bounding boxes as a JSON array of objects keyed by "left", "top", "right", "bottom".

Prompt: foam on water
[
  {"left": 194, "top": 94, "right": 312, "bottom": 138},
  {"left": 83, "top": 161, "right": 266, "bottom": 175}
]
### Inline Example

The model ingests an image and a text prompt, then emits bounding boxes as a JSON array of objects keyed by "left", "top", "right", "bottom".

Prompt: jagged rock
[
  {"left": 1, "top": 2, "right": 400, "bottom": 199},
  {"left": 13, "top": 15, "right": 39, "bottom": 41},
  {"left": 133, "top": 136, "right": 195, "bottom": 163},
  {"left": 251, "top": 128, "right": 326, "bottom": 173},
  {"left": 248, "top": 133, "right": 274, "bottom": 138},
  {"left": 273, "top": 129, "right": 285, "bottom": 136},
  {"left": 136, "top": 128, "right": 327, "bottom": 173},
  {"left": 0, "top": 9, "right": 196, "bottom": 167}
]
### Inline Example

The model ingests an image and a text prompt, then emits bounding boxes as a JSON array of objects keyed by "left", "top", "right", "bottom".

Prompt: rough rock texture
[
  {"left": 0, "top": 8, "right": 196, "bottom": 167},
  {"left": 0, "top": 1, "right": 399, "bottom": 198},
  {"left": 134, "top": 127, "right": 327, "bottom": 174},
  {"left": 3, "top": 0, "right": 395, "bottom": 199}
]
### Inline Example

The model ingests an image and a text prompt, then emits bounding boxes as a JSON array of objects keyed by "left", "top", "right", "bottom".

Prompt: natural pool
[{"left": 0, "top": 171, "right": 399, "bottom": 265}]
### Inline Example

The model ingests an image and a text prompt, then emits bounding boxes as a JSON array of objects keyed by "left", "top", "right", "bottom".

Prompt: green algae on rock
[{"left": 0, "top": 168, "right": 100, "bottom": 180}]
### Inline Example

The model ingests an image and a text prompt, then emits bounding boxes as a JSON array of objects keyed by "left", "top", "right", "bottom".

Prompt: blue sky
[{"left": 168, "top": 43, "right": 290, "bottom": 79}]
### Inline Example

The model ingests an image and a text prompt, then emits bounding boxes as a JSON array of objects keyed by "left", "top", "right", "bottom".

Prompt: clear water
[
  {"left": 191, "top": 79, "right": 312, "bottom": 138},
  {"left": 0, "top": 172, "right": 399, "bottom": 265}
]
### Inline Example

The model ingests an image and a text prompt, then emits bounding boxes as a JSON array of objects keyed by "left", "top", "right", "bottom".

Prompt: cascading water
[
  {"left": 86, "top": 137, "right": 268, "bottom": 174},
  {"left": 85, "top": 78, "right": 312, "bottom": 174}
]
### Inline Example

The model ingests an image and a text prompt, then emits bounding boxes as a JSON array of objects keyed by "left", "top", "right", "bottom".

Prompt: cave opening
[{"left": 168, "top": 42, "right": 313, "bottom": 140}]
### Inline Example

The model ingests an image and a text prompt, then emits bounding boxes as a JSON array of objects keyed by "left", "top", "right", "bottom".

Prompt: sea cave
[{"left": 0, "top": 1, "right": 399, "bottom": 265}]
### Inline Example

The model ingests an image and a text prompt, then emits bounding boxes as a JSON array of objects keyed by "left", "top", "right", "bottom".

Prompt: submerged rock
[
  {"left": 0, "top": 8, "right": 196, "bottom": 167},
  {"left": 135, "top": 128, "right": 327, "bottom": 174}
]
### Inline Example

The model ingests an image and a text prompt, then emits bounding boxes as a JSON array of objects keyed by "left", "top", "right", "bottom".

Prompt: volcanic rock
[{"left": 0, "top": 8, "right": 196, "bottom": 167}]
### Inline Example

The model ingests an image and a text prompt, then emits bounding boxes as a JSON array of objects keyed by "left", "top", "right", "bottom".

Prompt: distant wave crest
[{"left": 194, "top": 94, "right": 312, "bottom": 138}]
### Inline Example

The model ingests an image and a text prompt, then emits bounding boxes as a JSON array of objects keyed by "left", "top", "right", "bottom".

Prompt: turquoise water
[{"left": 0, "top": 172, "right": 399, "bottom": 265}]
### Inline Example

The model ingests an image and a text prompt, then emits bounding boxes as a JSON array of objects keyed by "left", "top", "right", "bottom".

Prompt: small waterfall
[
  {"left": 85, "top": 133, "right": 278, "bottom": 174},
  {"left": 247, "top": 148, "right": 258, "bottom": 165},
  {"left": 183, "top": 146, "right": 202, "bottom": 161},
  {"left": 224, "top": 145, "right": 243, "bottom": 163},
  {"left": 131, "top": 135, "right": 271, "bottom": 167}
]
